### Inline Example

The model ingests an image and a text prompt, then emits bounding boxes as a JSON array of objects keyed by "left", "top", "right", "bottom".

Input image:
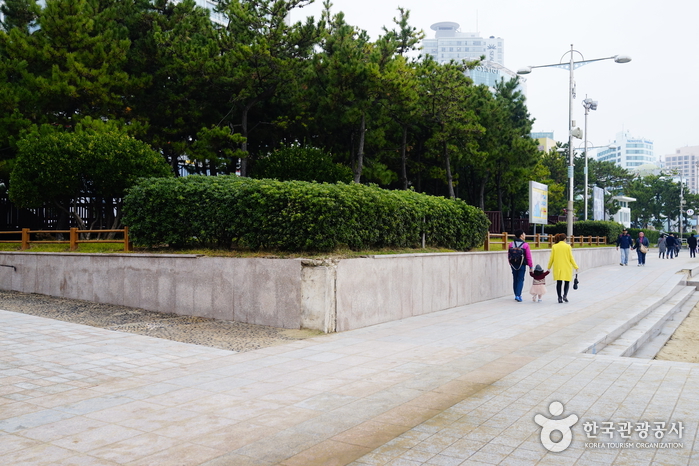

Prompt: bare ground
[
  {"left": 654, "top": 301, "right": 699, "bottom": 363},
  {"left": 0, "top": 290, "right": 321, "bottom": 353}
]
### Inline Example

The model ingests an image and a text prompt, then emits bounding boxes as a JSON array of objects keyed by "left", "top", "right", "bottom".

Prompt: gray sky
[{"left": 293, "top": 0, "right": 699, "bottom": 160}]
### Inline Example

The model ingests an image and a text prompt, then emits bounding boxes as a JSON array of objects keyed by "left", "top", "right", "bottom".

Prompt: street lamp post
[
  {"left": 582, "top": 97, "right": 597, "bottom": 220},
  {"left": 517, "top": 45, "right": 631, "bottom": 239},
  {"left": 680, "top": 179, "right": 685, "bottom": 240}
]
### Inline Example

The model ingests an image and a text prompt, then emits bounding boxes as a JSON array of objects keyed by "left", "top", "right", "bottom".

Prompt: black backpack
[{"left": 508, "top": 240, "right": 526, "bottom": 270}]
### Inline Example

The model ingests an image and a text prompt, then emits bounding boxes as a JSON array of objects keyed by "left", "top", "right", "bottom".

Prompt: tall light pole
[
  {"left": 518, "top": 45, "right": 631, "bottom": 239},
  {"left": 582, "top": 97, "right": 597, "bottom": 220},
  {"left": 680, "top": 179, "right": 685, "bottom": 240}
]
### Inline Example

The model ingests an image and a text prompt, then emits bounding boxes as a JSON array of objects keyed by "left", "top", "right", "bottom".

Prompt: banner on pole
[
  {"left": 593, "top": 186, "right": 605, "bottom": 221},
  {"left": 529, "top": 181, "right": 548, "bottom": 225}
]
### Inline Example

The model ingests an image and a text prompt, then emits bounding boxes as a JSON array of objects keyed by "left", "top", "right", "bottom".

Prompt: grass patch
[
  {"left": 0, "top": 243, "right": 127, "bottom": 253},
  {"left": 0, "top": 241, "right": 613, "bottom": 258},
  {"left": 131, "top": 246, "right": 459, "bottom": 259},
  {"left": 474, "top": 242, "right": 612, "bottom": 252}
]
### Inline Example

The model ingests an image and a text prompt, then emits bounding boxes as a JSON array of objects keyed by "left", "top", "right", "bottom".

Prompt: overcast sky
[{"left": 292, "top": 0, "right": 699, "bottom": 160}]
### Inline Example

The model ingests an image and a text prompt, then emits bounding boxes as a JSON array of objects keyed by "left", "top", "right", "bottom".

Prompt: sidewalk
[{"left": 1, "top": 250, "right": 699, "bottom": 465}]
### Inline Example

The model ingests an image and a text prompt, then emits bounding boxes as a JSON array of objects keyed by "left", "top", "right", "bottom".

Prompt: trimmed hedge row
[
  {"left": 546, "top": 221, "right": 624, "bottom": 243},
  {"left": 547, "top": 222, "right": 666, "bottom": 245},
  {"left": 122, "top": 176, "right": 490, "bottom": 251}
]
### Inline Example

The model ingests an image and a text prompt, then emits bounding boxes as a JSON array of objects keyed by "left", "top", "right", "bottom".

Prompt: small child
[{"left": 530, "top": 264, "right": 550, "bottom": 302}]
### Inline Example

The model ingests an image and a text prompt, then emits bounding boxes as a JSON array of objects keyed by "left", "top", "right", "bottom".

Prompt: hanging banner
[
  {"left": 529, "top": 181, "right": 548, "bottom": 225},
  {"left": 593, "top": 186, "right": 605, "bottom": 221}
]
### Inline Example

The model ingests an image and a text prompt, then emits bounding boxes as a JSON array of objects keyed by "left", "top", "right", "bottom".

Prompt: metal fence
[{"left": 0, "top": 196, "right": 120, "bottom": 231}]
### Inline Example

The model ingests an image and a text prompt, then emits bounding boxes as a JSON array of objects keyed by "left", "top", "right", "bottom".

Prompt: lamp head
[
  {"left": 583, "top": 98, "right": 598, "bottom": 111},
  {"left": 517, "top": 66, "right": 532, "bottom": 75},
  {"left": 614, "top": 55, "right": 632, "bottom": 64}
]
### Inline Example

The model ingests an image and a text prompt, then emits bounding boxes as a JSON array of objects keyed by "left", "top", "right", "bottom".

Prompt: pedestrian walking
[
  {"left": 633, "top": 231, "right": 650, "bottom": 266},
  {"left": 665, "top": 233, "right": 676, "bottom": 259},
  {"left": 688, "top": 234, "right": 697, "bottom": 258},
  {"left": 616, "top": 228, "right": 633, "bottom": 266},
  {"left": 508, "top": 229, "right": 533, "bottom": 303},
  {"left": 658, "top": 234, "right": 667, "bottom": 259},
  {"left": 529, "top": 264, "right": 550, "bottom": 302},
  {"left": 547, "top": 233, "right": 579, "bottom": 303}
]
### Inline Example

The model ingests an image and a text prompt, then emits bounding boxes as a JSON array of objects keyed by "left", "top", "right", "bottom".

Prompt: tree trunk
[
  {"left": 353, "top": 112, "right": 366, "bottom": 183},
  {"left": 54, "top": 199, "right": 87, "bottom": 231},
  {"left": 400, "top": 125, "right": 408, "bottom": 190},
  {"left": 444, "top": 140, "right": 455, "bottom": 199},
  {"left": 479, "top": 174, "right": 487, "bottom": 210},
  {"left": 240, "top": 105, "right": 250, "bottom": 177},
  {"left": 169, "top": 150, "right": 179, "bottom": 176},
  {"left": 496, "top": 173, "right": 504, "bottom": 232}
]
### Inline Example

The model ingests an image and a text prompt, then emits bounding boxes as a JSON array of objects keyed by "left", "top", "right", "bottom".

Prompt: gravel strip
[{"left": 0, "top": 290, "right": 320, "bottom": 352}]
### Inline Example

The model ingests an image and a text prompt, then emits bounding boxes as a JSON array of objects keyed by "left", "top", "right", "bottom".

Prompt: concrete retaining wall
[{"left": 0, "top": 247, "right": 617, "bottom": 332}]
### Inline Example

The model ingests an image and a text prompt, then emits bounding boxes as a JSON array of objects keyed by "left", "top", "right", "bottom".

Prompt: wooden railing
[
  {"left": 484, "top": 232, "right": 608, "bottom": 251},
  {"left": 0, "top": 227, "right": 131, "bottom": 252}
]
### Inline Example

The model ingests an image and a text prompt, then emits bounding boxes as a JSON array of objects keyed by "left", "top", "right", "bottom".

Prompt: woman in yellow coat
[{"left": 547, "top": 233, "right": 579, "bottom": 303}]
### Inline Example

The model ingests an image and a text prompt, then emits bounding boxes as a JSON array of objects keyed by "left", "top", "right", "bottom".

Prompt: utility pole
[{"left": 680, "top": 179, "right": 685, "bottom": 241}]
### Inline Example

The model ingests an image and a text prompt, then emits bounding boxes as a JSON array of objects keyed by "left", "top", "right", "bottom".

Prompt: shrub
[
  {"left": 548, "top": 221, "right": 623, "bottom": 243},
  {"left": 123, "top": 176, "right": 490, "bottom": 251},
  {"left": 628, "top": 228, "right": 659, "bottom": 245},
  {"left": 249, "top": 146, "right": 353, "bottom": 184}
]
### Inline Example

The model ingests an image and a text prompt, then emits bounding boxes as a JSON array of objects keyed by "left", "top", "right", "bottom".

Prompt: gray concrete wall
[
  {"left": 0, "top": 253, "right": 304, "bottom": 330},
  {"left": 0, "top": 247, "right": 617, "bottom": 332},
  {"left": 334, "top": 247, "right": 618, "bottom": 330}
]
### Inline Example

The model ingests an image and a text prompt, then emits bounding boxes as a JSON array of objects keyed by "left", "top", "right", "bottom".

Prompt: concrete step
[
  {"left": 632, "top": 291, "right": 699, "bottom": 359},
  {"left": 596, "top": 286, "right": 696, "bottom": 357},
  {"left": 579, "top": 281, "right": 690, "bottom": 355}
]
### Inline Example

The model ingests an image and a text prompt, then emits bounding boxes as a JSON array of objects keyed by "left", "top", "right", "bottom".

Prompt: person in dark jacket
[
  {"left": 665, "top": 234, "right": 676, "bottom": 259},
  {"left": 616, "top": 229, "right": 633, "bottom": 266},
  {"left": 509, "top": 229, "right": 533, "bottom": 302},
  {"left": 658, "top": 234, "right": 667, "bottom": 259},
  {"left": 632, "top": 231, "right": 650, "bottom": 266},
  {"left": 688, "top": 234, "right": 697, "bottom": 258}
]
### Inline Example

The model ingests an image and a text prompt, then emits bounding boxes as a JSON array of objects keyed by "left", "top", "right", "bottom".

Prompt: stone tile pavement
[{"left": 1, "top": 250, "right": 699, "bottom": 465}]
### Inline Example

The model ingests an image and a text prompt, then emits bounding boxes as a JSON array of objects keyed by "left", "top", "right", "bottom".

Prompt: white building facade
[
  {"left": 421, "top": 22, "right": 517, "bottom": 90},
  {"left": 610, "top": 196, "right": 636, "bottom": 228},
  {"left": 595, "top": 130, "right": 655, "bottom": 170},
  {"left": 664, "top": 146, "right": 699, "bottom": 194},
  {"left": 422, "top": 22, "right": 504, "bottom": 65}
]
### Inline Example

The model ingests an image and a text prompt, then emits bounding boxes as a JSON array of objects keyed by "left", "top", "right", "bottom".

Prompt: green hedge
[
  {"left": 548, "top": 222, "right": 664, "bottom": 245},
  {"left": 122, "top": 176, "right": 490, "bottom": 251},
  {"left": 627, "top": 228, "right": 660, "bottom": 245},
  {"left": 547, "top": 221, "right": 624, "bottom": 243}
]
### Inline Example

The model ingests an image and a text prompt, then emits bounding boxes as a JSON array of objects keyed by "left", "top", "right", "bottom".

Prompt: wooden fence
[
  {"left": 484, "top": 232, "right": 608, "bottom": 251},
  {"left": 0, "top": 227, "right": 131, "bottom": 252}
]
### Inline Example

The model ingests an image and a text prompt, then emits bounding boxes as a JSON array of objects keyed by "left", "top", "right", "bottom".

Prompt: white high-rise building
[
  {"left": 664, "top": 146, "right": 699, "bottom": 194},
  {"left": 595, "top": 130, "right": 655, "bottom": 170},
  {"left": 422, "top": 22, "right": 504, "bottom": 65},
  {"left": 421, "top": 21, "right": 517, "bottom": 90}
]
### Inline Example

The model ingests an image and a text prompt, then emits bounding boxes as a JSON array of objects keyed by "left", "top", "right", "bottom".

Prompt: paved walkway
[{"left": 1, "top": 250, "right": 699, "bottom": 465}]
